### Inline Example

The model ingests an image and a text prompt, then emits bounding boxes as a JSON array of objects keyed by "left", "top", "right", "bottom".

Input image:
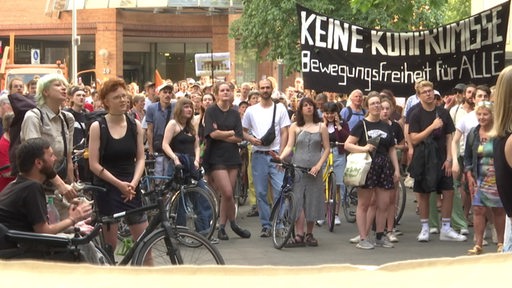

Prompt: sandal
[
  {"left": 305, "top": 233, "right": 318, "bottom": 247},
  {"left": 467, "top": 245, "right": 482, "bottom": 255},
  {"left": 285, "top": 234, "right": 305, "bottom": 248},
  {"left": 497, "top": 243, "right": 504, "bottom": 253}
]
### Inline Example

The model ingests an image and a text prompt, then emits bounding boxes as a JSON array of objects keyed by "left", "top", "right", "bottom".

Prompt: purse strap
[
  {"left": 362, "top": 119, "right": 369, "bottom": 142},
  {"left": 270, "top": 102, "right": 277, "bottom": 128}
]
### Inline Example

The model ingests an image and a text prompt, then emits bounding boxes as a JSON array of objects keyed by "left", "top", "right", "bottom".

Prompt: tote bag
[{"left": 343, "top": 121, "right": 372, "bottom": 186}]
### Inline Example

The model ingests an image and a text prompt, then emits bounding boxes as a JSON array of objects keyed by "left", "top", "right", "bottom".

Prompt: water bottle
[{"left": 47, "top": 196, "right": 60, "bottom": 224}]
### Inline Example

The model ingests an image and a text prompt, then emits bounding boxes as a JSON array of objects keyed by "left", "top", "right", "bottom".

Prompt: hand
[
  {"left": 393, "top": 171, "right": 401, "bottom": 184},
  {"left": 442, "top": 160, "right": 452, "bottom": 177},
  {"left": 407, "top": 147, "right": 414, "bottom": 165},
  {"left": 431, "top": 117, "right": 444, "bottom": 130},
  {"left": 68, "top": 200, "right": 93, "bottom": 223},
  {"left": 309, "top": 165, "right": 321, "bottom": 177},
  {"left": 365, "top": 143, "right": 376, "bottom": 153},
  {"left": 193, "top": 159, "right": 200, "bottom": 169},
  {"left": 467, "top": 175, "right": 476, "bottom": 198},
  {"left": 251, "top": 136, "right": 262, "bottom": 146},
  {"left": 452, "top": 161, "right": 460, "bottom": 179},
  {"left": 117, "top": 181, "right": 136, "bottom": 202},
  {"left": 59, "top": 184, "right": 77, "bottom": 202}
]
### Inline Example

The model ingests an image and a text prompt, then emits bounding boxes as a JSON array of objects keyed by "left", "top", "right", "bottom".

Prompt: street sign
[{"left": 31, "top": 49, "right": 40, "bottom": 64}]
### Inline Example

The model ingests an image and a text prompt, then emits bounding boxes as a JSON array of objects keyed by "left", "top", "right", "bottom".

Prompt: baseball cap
[
  {"left": 452, "top": 83, "right": 465, "bottom": 93},
  {"left": 157, "top": 82, "right": 173, "bottom": 92}
]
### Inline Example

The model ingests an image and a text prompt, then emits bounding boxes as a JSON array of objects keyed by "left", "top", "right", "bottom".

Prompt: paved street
[{"left": 214, "top": 189, "right": 495, "bottom": 266}]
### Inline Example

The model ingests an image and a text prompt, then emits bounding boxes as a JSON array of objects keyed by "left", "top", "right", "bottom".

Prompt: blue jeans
[
  {"left": 155, "top": 155, "right": 170, "bottom": 177},
  {"left": 251, "top": 152, "right": 284, "bottom": 228}
]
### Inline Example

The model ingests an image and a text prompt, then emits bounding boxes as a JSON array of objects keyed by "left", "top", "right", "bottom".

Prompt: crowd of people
[{"left": 0, "top": 68, "right": 512, "bottom": 258}]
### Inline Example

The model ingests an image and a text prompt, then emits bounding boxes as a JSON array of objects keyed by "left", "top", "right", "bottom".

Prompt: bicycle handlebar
[{"left": 270, "top": 158, "right": 310, "bottom": 173}]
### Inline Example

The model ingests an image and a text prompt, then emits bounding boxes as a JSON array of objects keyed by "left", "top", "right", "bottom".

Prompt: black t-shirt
[
  {"left": 0, "top": 176, "right": 47, "bottom": 232},
  {"left": 389, "top": 121, "right": 404, "bottom": 145},
  {"left": 350, "top": 119, "right": 395, "bottom": 156},
  {"left": 408, "top": 105, "right": 455, "bottom": 159},
  {"left": 64, "top": 108, "right": 87, "bottom": 148}
]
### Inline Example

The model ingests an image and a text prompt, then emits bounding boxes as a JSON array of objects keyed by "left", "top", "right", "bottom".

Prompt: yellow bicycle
[{"left": 323, "top": 142, "right": 343, "bottom": 232}]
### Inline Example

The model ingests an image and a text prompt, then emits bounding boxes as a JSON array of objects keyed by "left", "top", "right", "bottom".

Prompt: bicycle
[
  {"left": 323, "top": 141, "right": 343, "bottom": 232},
  {"left": 234, "top": 141, "right": 249, "bottom": 207},
  {"left": 269, "top": 159, "right": 310, "bottom": 249}
]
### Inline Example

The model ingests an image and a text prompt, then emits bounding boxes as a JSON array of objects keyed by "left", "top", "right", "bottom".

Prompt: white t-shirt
[
  {"left": 450, "top": 104, "right": 468, "bottom": 127},
  {"left": 242, "top": 102, "right": 291, "bottom": 152},
  {"left": 455, "top": 110, "right": 478, "bottom": 155}
]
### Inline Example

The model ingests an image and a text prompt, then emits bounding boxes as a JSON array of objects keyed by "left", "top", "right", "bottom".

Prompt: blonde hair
[
  {"left": 415, "top": 80, "right": 433, "bottom": 95},
  {"left": 490, "top": 65, "right": 512, "bottom": 137},
  {"left": 36, "top": 74, "right": 69, "bottom": 107}
]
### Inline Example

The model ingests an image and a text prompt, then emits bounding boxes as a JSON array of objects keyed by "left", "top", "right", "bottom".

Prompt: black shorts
[{"left": 413, "top": 174, "right": 453, "bottom": 193}]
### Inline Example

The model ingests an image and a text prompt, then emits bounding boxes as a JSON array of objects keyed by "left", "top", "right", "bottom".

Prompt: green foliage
[{"left": 229, "top": 0, "right": 471, "bottom": 75}]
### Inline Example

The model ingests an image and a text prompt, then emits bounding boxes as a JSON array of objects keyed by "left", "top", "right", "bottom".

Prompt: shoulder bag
[{"left": 343, "top": 120, "right": 372, "bottom": 187}]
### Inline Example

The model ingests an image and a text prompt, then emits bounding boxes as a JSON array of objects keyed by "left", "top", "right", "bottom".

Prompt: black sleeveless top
[
  {"left": 102, "top": 121, "right": 137, "bottom": 178},
  {"left": 170, "top": 128, "right": 195, "bottom": 156},
  {"left": 493, "top": 133, "right": 512, "bottom": 217}
]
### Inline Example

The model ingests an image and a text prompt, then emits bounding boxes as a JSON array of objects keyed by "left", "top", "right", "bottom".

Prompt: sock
[
  {"left": 441, "top": 218, "right": 451, "bottom": 231},
  {"left": 219, "top": 224, "right": 226, "bottom": 231},
  {"left": 420, "top": 219, "right": 429, "bottom": 231},
  {"left": 376, "top": 232, "right": 384, "bottom": 240}
]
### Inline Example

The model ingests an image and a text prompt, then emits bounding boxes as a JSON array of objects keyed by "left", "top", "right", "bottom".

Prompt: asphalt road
[{"left": 214, "top": 189, "right": 497, "bottom": 266}]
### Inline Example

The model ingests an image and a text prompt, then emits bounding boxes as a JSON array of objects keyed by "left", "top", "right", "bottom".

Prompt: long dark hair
[{"left": 296, "top": 97, "right": 321, "bottom": 127}]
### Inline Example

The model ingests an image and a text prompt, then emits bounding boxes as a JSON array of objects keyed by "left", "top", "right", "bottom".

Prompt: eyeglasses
[
  {"left": 420, "top": 89, "right": 433, "bottom": 95},
  {"left": 476, "top": 101, "right": 493, "bottom": 108}
]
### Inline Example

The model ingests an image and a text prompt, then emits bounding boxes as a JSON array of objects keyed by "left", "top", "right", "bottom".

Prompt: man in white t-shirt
[{"left": 242, "top": 79, "right": 291, "bottom": 238}]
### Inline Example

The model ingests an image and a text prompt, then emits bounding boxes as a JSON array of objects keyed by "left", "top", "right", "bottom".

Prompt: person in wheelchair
[{"left": 0, "top": 138, "right": 92, "bottom": 251}]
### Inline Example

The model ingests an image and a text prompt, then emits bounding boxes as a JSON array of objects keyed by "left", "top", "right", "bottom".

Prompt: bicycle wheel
[
  {"left": 326, "top": 172, "right": 337, "bottom": 232},
  {"left": 93, "top": 244, "right": 115, "bottom": 265},
  {"left": 236, "top": 172, "right": 248, "bottom": 206},
  {"left": 132, "top": 227, "right": 224, "bottom": 266},
  {"left": 271, "top": 192, "right": 295, "bottom": 249},
  {"left": 342, "top": 185, "right": 357, "bottom": 223},
  {"left": 394, "top": 179, "right": 407, "bottom": 224},
  {"left": 170, "top": 186, "right": 217, "bottom": 240}
]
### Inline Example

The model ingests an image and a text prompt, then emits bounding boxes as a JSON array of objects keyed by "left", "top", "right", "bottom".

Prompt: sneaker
[
  {"left": 429, "top": 227, "right": 439, "bottom": 234},
  {"left": 316, "top": 220, "right": 325, "bottom": 226},
  {"left": 209, "top": 238, "right": 220, "bottom": 245},
  {"left": 349, "top": 234, "right": 361, "bottom": 244},
  {"left": 260, "top": 227, "right": 271, "bottom": 238},
  {"left": 387, "top": 232, "right": 399, "bottom": 243},
  {"left": 375, "top": 236, "right": 394, "bottom": 248},
  {"left": 218, "top": 228, "right": 229, "bottom": 241},
  {"left": 247, "top": 206, "right": 259, "bottom": 217},
  {"left": 440, "top": 227, "right": 467, "bottom": 242},
  {"left": 460, "top": 228, "right": 470, "bottom": 235},
  {"left": 417, "top": 229, "right": 430, "bottom": 242},
  {"left": 356, "top": 239, "right": 375, "bottom": 250},
  {"left": 334, "top": 215, "right": 341, "bottom": 225},
  {"left": 392, "top": 228, "right": 403, "bottom": 236}
]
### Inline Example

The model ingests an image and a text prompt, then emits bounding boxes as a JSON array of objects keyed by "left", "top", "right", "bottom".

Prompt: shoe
[
  {"left": 392, "top": 228, "right": 403, "bottom": 236},
  {"left": 209, "top": 238, "right": 220, "bottom": 245},
  {"left": 387, "top": 232, "right": 399, "bottom": 243},
  {"left": 305, "top": 233, "right": 319, "bottom": 247},
  {"left": 440, "top": 228, "right": 467, "bottom": 241},
  {"left": 247, "top": 206, "right": 259, "bottom": 217},
  {"left": 316, "top": 220, "right": 325, "bottom": 226},
  {"left": 285, "top": 234, "right": 306, "bottom": 248},
  {"left": 218, "top": 228, "right": 229, "bottom": 241},
  {"left": 260, "top": 227, "right": 271, "bottom": 238},
  {"left": 467, "top": 245, "right": 482, "bottom": 255},
  {"left": 460, "top": 228, "right": 470, "bottom": 235},
  {"left": 375, "top": 236, "right": 394, "bottom": 248},
  {"left": 497, "top": 243, "right": 504, "bottom": 253},
  {"left": 231, "top": 224, "right": 251, "bottom": 239},
  {"left": 334, "top": 215, "right": 341, "bottom": 225},
  {"left": 349, "top": 235, "right": 361, "bottom": 244},
  {"left": 356, "top": 239, "right": 375, "bottom": 250},
  {"left": 417, "top": 229, "right": 430, "bottom": 242},
  {"left": 429, "top": 227, "right": 439, "bottom": 234}
]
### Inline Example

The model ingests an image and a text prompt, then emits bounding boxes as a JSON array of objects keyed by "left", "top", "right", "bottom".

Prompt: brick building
[{"left": 0, "top": 0, "right": 284, "bottom": 89}]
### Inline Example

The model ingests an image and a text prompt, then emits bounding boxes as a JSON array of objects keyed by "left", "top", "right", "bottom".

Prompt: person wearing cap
[
  {"left": 146, "top": 82, "right": 176, "bottom": 177},
  {"left": 408, "top": 80, "right": 467, "bottom": 242},
  {"left": 143, "top": 81, "right": 157, "bottom": 111}
]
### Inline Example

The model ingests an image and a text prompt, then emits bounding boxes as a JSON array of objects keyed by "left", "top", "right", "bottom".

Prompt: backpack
[
  {"left": 8, "top": 94, "right": 70, "bottom": 176},
  {"left": 345, "top": 106, "right": 367, "bottom": 122}
]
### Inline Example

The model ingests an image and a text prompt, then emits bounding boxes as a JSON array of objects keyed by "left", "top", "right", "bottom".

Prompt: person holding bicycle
[
  {"left": 344, "top": 92, "right": 400, "bottom": 250},
  {"left": 277, "top": 97, "right": 330, "bottom": 247},
  {"left": 320, "top": 102, "right": 350, "bottom": 226},
  {"left": 88, "top": 79, "right": 148, "bottom": 259},
  {"left": 0, "top": 138, "right": 91, "bottom": 241}
]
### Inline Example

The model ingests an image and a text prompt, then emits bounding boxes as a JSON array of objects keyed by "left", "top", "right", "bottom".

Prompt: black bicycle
[{"left": 269, "top": 159, "right": 309, "bottom": 249}]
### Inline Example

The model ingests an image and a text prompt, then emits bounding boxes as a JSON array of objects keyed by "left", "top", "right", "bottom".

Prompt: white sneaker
[
  {"left": 429, "top": 227, "right": 439, "bottom": 234},
  {"left": 356, "top": 239, "right": 375, "bottom": 250},
  {"left": 440, "top": 227, "right": 467, "bottom": 242},
  {"left": 460, "top": 228, "right": 470, "bottom": 235},
  {"left": 316, "top": 220, "right": 325, "bottom": 226},
  {"left": 334, "top": 215, "right": 341, "bottom": 225},
  {"left": 375, "top": 236, "right": 394, "bottom": 248},
  {"left": 417, "top": 229, "right": 430, "bottom": 242},
  {"left": 349, "top": 235, "right": 361, "bottom": 244},
  {"left": 387, "top": 232, "right": 399, "bottom": 243}
]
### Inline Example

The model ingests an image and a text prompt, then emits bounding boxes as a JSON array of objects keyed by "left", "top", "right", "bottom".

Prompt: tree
[{"left": 229, "top": 0, "right": 471, "bottom": 75}]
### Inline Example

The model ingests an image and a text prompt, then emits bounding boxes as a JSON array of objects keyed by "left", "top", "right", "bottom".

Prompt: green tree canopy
[{"left": 229, "top": 0, "right": 471, "bottom": 75}]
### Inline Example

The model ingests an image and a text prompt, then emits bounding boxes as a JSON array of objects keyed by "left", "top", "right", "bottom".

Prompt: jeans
[
  {"left": 251, "top": 152, "right": 284, "bottom": 228},
  {"left": 155, "top": 155, "right": 170, "bottom": 178}
]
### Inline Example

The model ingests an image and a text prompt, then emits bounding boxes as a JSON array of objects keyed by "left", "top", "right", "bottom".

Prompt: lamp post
[{"left": 71, "top": 0, "right": 80, "bottom": 84}]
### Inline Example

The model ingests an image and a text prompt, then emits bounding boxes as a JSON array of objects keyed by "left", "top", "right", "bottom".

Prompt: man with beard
[
  {"left": 0, "top": 138, "right": 92, "bottom": 234},
  {"left": 242, "top": 78, "right": 290, "bottom": 237}
]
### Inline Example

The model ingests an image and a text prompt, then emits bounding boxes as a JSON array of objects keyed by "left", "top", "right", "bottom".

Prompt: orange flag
[{"left": 154, "top": 69, "right": 164, "bottom": 88}]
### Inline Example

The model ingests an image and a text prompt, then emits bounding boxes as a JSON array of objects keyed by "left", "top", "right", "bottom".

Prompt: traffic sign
[{"left": 31, "top": 49, "right": 40, "bottom": 64}]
